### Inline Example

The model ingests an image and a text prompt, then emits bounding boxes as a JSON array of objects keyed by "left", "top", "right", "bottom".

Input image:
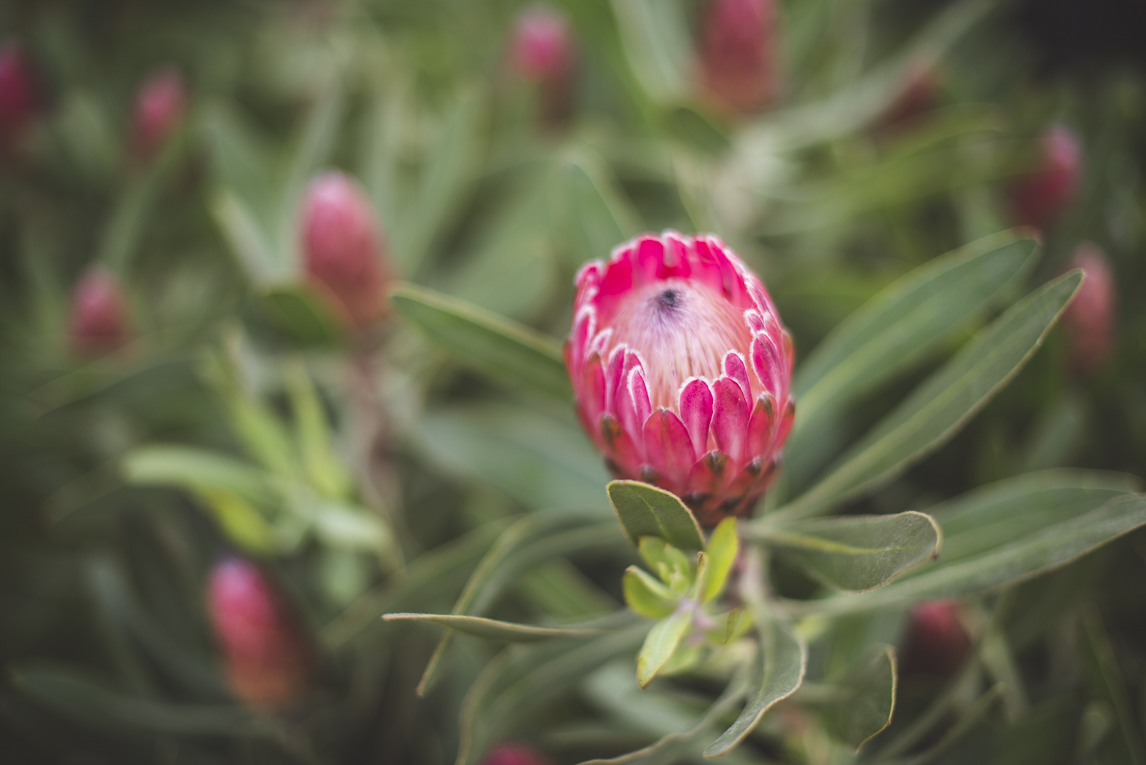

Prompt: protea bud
[
  {"left": 300, "top": 171, "right": 389, "bottom": 330},
  {"left": 131, "top": 67, "right": 186, "bottom": 161},
  {"left": 566, "top": 233, "right": 795, "bottom": 527},
  {"left": 207, "top": 557, "right": 312, "bottom": 708},
  {"left": 900, "top": 599, "right": 970, "bottom": 680},
  {"left": 1063, "top": 243, "right": 1116, "bottom": 374},
  {"left": 698, "top": 0, "right": 780, "bottom": 115},
  {"left": 879, "top": 64, "right": 941, "bottom": 130},
  {"left": 0, "top": 40, "right": 38, "bottom": 151},
  {"left": 68, "top": 267, "right": 132, "bottom": 357},
  {"left": 509, "top": 6, "right": 576, "bottom": 126},
  {"left": 1006, "top": 125, "right": 1082, "bottom": 230},
  {"left": 481, "top": 742, "right": 552, "bottom": 765}
]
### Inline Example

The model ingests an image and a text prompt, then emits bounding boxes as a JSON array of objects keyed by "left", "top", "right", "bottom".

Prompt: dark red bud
[
  {"left": 481, "top": 742, "right": 553, "bottom": 765},
  {"left": 1064, "top": 243, "right": 1116, "bottom": 374},
  {"left": 900, "top": 599, "right": 971, "bottom": 680},
  {"left": 207, "top": 557, "right": 311, "bottom": 708},
  {"left": 1006, "top": 125, "right": 1082, "bottom": 231},
  {"left": 68, "top": 267, "right": 131, "bottom": 357},
  {"left": 699, "top": 0, "right": 780, "bottom": 115},
  {"left": 0, "top": 40, "right": 38, "bottom": 151},
  {"left": 509, "top": 6, "right": 576, "bottom": 126},
  {"left": 300, "top": 171, "right": 389, "bottom": 330},
  {"left": 132, "top": 67, "right": 186, "bottom": 161},
  {"left": 880, "top": 64, "right": 941, "bottom": 130}
]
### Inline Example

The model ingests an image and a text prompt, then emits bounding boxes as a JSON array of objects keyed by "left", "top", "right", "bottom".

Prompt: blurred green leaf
[
  {"left": 256, "top": 285, "right": 345, "bottom": 347},
  {"left": 610, "top": 0, "right": 693, "bottom": 103},
  {"left": 553, "top": 155, "right": 642, "bottom": 266},
  {"left": 383, "top": 613, "right": 606, "bottom": 642},
  {"left": 122, "top": 445, "right": 272, "bottom": 505},
  {"left": 201, "top": 488, "right": 276, "bottom": 553},
  {"left": 751, "top": 511, "right": 941, "bottom": 592},
  {"left": 212, "top": 189, "right": 279, "bottom": 284},
  {"left": 623, "top": 566, "right": 677, "bottom": 618},
  {"left": 284, "top": 359, "right": 352, "bottom": 498},
  {"left": 608, "top": 480, "right": 706, "bottom": 551},
  {"left": 636, "top": 610, "right": 692, "bottom": 688},
  {"left": 701, "top": 517, "right": 739, "bottom": 603},
  {"left": 809, "top": 645, "right": 897, "bottom": 751}
]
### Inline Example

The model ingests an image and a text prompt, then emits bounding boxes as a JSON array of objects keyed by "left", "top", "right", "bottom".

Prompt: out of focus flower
[
  {"left": 879, "top": 64, "right": 941, "bottom": 130},
  {"left": 0, "top": 40, "right": 38, "bottom": 151},
  {"left": 481, "top": 742, "right": 552, "bottom": 765},
  {"left": 207, "top": 557, "right": 312, "bottom": 708},
  {"left": 900, "top": 599, "right": 970, "bottom": 679},
  {"left": 566, "top": 232, "right": 794, "bottom": 526},
  {"left": 131, "top": 67, "right": 186, "bottom": 161},
  {"left": 300, "top": 171, "right": 390, "bottom": 330},
  {"left": 509, "top": 5, "right": 576, "bottom": 125},
  {"left": 699, "top": 0, "right": 780, "bottom": 115},
  {"left": 68, "top": 267, "right": 132, "bottom": 357},
  {"left": 1064, "top": 243, "right": 1116, "bottom": 374},
  {"left": 1006, "top": 125, "right": 1082, "bottom": 231}
]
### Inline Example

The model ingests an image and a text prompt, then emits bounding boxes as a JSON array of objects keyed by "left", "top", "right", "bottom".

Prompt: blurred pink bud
[
  {"left": 1006, "top": 125, "right": 1082, "bottom": 231},
  {"left": 1064, "top": 243, "right": 1116, "bottom": 374},
  {"left": 0, "top": 40, "right": 38, "bottom": 150},
  {"left": 699, "top": 0, "right": 781, "bottom": 115},
  {"left": 567, "top": 232, "right": 795, "bottom": 527},
  {"left": 300, "top": 171, "right": 390, "bottom": 330},
  {"left": 879, "top": 64, "right": 941, "bottom": 130},
  {"left": 68, "top": 267, "right": 131, "bottom": 357},
  {"left": 481, "top": 742, "right": 553, "bottom": 765},
  {"left": 509, "top": 6, "right": 576, "bottom": 125},
  {"left": 207, "top": 557, "right": 312, "bottom": 708},
  {"left": 132, "top": 67, "right": 186, "bottom": 161},
  {"left": 900, "top": 599, "right": 970, "bottom": 679}
]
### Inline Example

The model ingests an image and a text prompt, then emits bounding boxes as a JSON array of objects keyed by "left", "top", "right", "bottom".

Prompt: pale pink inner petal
[
  {"left": 679, "top": 378, "right": 714, "bottom": 458},
  {"left": 712, "top": 377, "right": 749, "bottom": 463},
  {"left": 723, "top": 351, "right": 751, "bottom": 400}
]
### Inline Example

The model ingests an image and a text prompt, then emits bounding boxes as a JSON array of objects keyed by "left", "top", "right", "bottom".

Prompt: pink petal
[
  {"left": 775, "top": 397, "right": 796, "bottom": 449},
  {"left": 747, "top": 392, "right": 777, "bottom": 457},
  {"left": 617, "top": 368, "right": 652, "bottom": 458},
  {"left": 751, "top": 335, "right": 782, "bottom": 396},
  {"left": 723, "top": 351, "right": 751, "bottom": 400},
  {"left": 686, "top": 450, "right": 729, "bottom": 499},
  {"left": 634, "top": 236, "right": 666, "bottom": 284},
  {"left": 605, "top": 345, "right": 626, "bottom": 412},
  {"left": 712, "top": 377, "right": 749, "bottom": 464},
  {"left": 581, "top": 354, "right": 607, "bottom": 427},
  {"left": 679, "top": 378, "right": 714, "bottom": 458},
  {"left": 745, "top": 309, "right": 766, "bottom": 334},
  {"left": 601, "top": 413, "right": 641, "bottom": 477},
  {"left": 568, "top": 308, "right": 594, "bottom": 372},
  {"left": 662, "top": 231, "right": 690, "bottom": 276},
  {"left": 782, "top": 330, "right": 795, "bottom": 373},
  {"left": 643, "top": 408, "right": 693, "bottom": 489}
]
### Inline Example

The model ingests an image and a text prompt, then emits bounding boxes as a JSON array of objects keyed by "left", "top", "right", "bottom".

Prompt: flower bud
[
  {"left": 699, "top": 0, "right": 780, "bottom": 115},
  {"left": 68, "top": 267, "right": 132, "bottom": 357},
  {"left": 131, "top": 67, "right": 186, "bottom": 161},
  {"left": 207, "top": 557, "right": 312, "bottom": 708},
  {"left": 879, "top": 64, "right": 941, "bottom": 131},
  {"left": 481, "top": 742, "right": 553, "bottom": 765},
  {"left": 509, "top": 6, "right": 576, "bottom": 126},
  {"left": 1064, "top": 243, "right": 1115, "bottom": 374},
  {"left": 0, "top": 40, "right": 38, "bottom": 151},
  {"left": 900, "top": 600, "right": 970, "bottom": 680},
  {"left": 1006, "top": 125, "right": 1082, "bottom": 231},
  {"left": 300, "top": 171, "right": 390, "bottom": 330},
  {"left": 567, "top": 233, "right": 795, "bottom": 527}
]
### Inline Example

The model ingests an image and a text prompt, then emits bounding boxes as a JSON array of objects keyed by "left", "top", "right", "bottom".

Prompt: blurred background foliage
[{"left": 0, "top": 0, "right": 1144, "bottom": 763}]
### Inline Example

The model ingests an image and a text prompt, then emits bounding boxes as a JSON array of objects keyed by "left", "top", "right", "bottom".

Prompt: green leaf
[
  {"left": 636, "top": 611, "right": 692, "bottom": 688},
  {"left": 391, "top": 283, "right": 570, "bottom": 402},
  {"left": 382, "top": 613, "right": 605, "bottom": 642},
  {"left": 624, "top": 566, "right": 677, "bottom": 618},
  {"left": 608, "top": 480, "right": 705, "bottom": 551},
  {"left": 122, "top": 445, "right": 272, "bottom": 505},
  {"left": 256, "top": 285, "right": 344, "bottom": 347},
  {"left": 779, "top": 270, "right": 1083, "bottom": 520},
  {"left": 553, "top": 156, "right": 641, "bottom": 267},
  {"left": 638, "top": 536, "right": 693, "bottom": 583},
  {"left": 610, "top": 0, "right": 693, "bottom": 102},
  {"left": 199, "top": 489, "right": 276, "bottom": 554},
  {"left": 811, "top": 645, "right": 898, "bottom": 752},
  {"left": 750, "top": 512, "right": 942, "bottom": 592},
  {"left": 284, "top": 359, "right": 352, "bottom": 498},
  {"left": 701, "top": 518, "right": 739, "bottom": 603},
  {"left": 705, "top": 616, "right": 807, "bottom": 757},
  {"left": 211, "top": 189, "right": 279, "bottom": 285}
]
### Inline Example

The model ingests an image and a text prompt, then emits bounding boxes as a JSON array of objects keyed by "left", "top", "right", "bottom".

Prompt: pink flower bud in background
[
  {"left": 900, "top": 600, "right": 971, "bottom": 680},
  {"left": 481, "top": 742, "right": 553, "bottom": 765},
  {"left": 566, "top": 233, "right": 795, "bottom": 527},
  {"left": 207, "top": 557, "right": 312, "bottom": 709},
  {"left": 879, "top": 64, "right": 941, "bottom": 131},
  {"left": 300, "top": 171, "right": 390, "bottom": 330},
  {"left": 699, "top": 0, "right": 781, "bottom": 115},
  {"left": 68, "top": 267, "right": 132, "bottom": 357},
  {"left": 131, "top": 67, "right": 186, "bottom": 161},
  {"left": 1063, "top": 243, "right": 1116, "bottom": 374},
  {"left": 509, "top": 6, "right": 576, "bottom": 126},
  {"left": 1006, "top": 125, "right": 1082, "bottom": 231},
  {"left": 0, "top": 40, "right": 38, "bottom": 151}
]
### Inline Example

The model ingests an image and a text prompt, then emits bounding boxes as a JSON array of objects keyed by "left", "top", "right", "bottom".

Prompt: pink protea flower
[
  {"left": 131, "top": 67, "right": 186, "bottom": 161},
  {"left": 1064, "top": 243, "right": 1116, "bottom": 374},
  {"left": 699, "top": 0, "right": 781, "bottom": 116},
  {"left": 300, "top": 171, "right": 390, "bottom": 331},
  {"left": 509, "top": 5, "right": 576, "bottom": 125},
  {"left": 900, "top": 599, "right": 970, "bottom": 680},
  {"left": 68, "top": 267, "right": 132, "bottom": 357},
  {"left": 1006, "top": 125, "right": 1082, "bottom": 231},
  {"left": 482, "top": 742, "right": 552, "bottom": 765},
  {"left": 207, "top": 557, "right": 312, "bottom": 708},
  {"left": 0, "top": 40, "right": 38, "bottom": 151},
  {"left": 566, "top": 232, "right": 794, "bottom": 527}
]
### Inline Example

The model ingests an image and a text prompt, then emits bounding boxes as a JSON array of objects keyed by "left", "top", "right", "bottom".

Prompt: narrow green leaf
[
  {"left": 780, "top": 271, "right": 1083, "bottom": 520},
  {"left": 257, "top": 286, "right": 344, "bottom": 347},
  {"left": 200, "top": 489, "right": 276, "bottom": 554},
  {"left": 608, "top": 480, "right": 705, "bottom": 551},
  {"left": 623, "top": 567, "right": 678, "bottom": 619},
  {"left": 811, "top": 645, "right": 898, "bottom": 752},
  {"left": 383, "top": 613, "right": 605, "bottom": 642},
  {"left": 391, "top": 283, "right": 570, "bottom": 402},
  {"left": 554, "top": 157, "right": 641, "bottom": 267},
  {"left": 284, "top": 359, "right": 352, "bottom": 498},
  {"left": 122, "top": 445, "right": 272, "bottom": 505},
  {"left": 750, "top": 512, "right": 942, "bottom": 592},
  {"left": 610, "top": 0, "right": 694, "bottom": 103},
  {"left": 637, "top": 611, "right": 692, "bottom": 688},
  {"left": 211, "top": 189, "right": 280, "bottom": 284},
  {"left": 701, "top": 518, "right": 740, "bottom": 603},
  {"left": 638, "top": 536, "right": 693, "bottom": 580}
]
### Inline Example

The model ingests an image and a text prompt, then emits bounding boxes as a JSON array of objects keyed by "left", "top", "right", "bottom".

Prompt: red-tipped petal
[
  {"left": 775, "top": 397, "right": 795, "bottom": 448},
  {"left": 601, "top": 413, "right": 642, "bottom": 476},
  {"left": 643, "top": 408, "right": 694, "bottom": 490},
  {"left": 617, "top": 368, "right": 652, "bottom": 458},
  {"left": 747, "top": 392, "right": 777, "bottom": 455},
  {"left": 751, "top": 335, "right": 782, "bottom": 396},
  {"left": 679, "top": 378, "right": 714, "bottom": 458},
  {"left": 723, "top": 350, "right": 751, "bottom": 399},
  {"left": 712, "top": 377, "right": 748, "bottom": 464},
  {"left": 581, "top": 354, "right": 607, "bottom": 426}
]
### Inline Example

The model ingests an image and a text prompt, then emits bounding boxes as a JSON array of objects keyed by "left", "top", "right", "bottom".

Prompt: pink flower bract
[
  {"left": 699, "top": 0, "right": 781, "bottom": 115},
  {"left": 1064, "top": 243, "right": 1116, "bottom": 374},
  {"left": 566, "top": 232, "right": 794, "bottom": 526},
  {"left": 68, "top": 267, "right": 132, "bottom": 357},
  {"left": 0, "top": 40, "right": 37, "bottom": 151},
  {"left": 481, "top": 742, "right": 552, "bottom": 765},
  {"left": 1006, "top": 125, "right": 1082, "bottom": 231},
  {"left": 132, "top": 67, "right": 186, "bottom": 161}
]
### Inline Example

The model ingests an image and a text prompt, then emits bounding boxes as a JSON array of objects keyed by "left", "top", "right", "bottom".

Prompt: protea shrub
[
  {"left": 1006, "top": 125, "right": 1082, "bottom": 231},
  {"left": 566, "top": 232, "right": 794, "bottom": 526},
  {"left": 0, "top": 40, "right": 37, "bottom": 152},
  {"left": 68, "top": 267, "right": 132, "bottom": 357},
  {"left": 131, "top": 67, "right": 186, "bottom": 161},
  {"left": 508, "top": 5, "right": 576, "bottom": 125},
  {"left": 206, "top": 557, "right": 312, "bottom": 708},
  {"left": 1063, "top": 243, "right": 1116, "bottom": 374},
  {"left": 300, "top": 171, "right": 390, "bottom": 331},
  {"left": 900, "top": 599, "right": 971, "bottom": 680},
  {"left": 698, "top": 0, "right": 781, "bottom": 115}
]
